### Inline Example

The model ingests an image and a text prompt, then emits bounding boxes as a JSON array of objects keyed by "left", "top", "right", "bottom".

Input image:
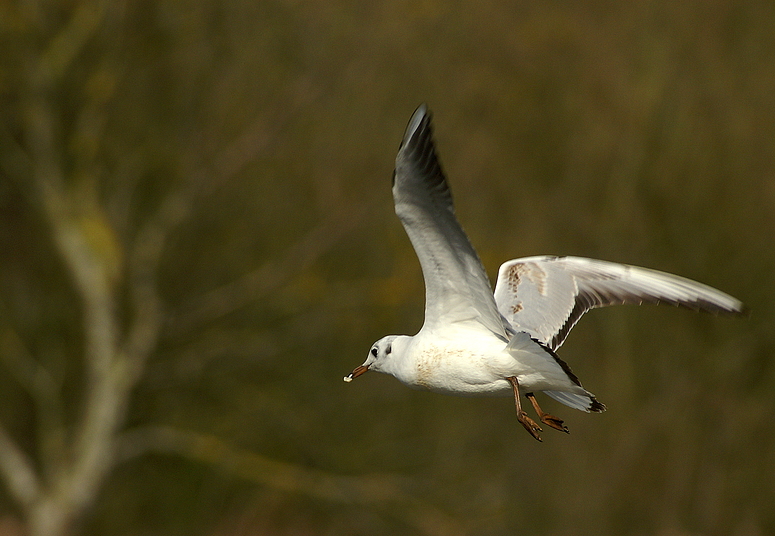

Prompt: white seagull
[{"left": 345, "top": 105, "right": 746, "bottom": 441}]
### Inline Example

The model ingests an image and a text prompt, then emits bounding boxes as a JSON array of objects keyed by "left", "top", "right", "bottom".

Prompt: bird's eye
[{"left": 371, "top": 347, "right": 378, "bottom": 357}]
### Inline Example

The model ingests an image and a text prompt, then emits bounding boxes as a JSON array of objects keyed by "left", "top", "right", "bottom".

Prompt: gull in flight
[{"left": 345, "top": 105, "right": 746, "bottom": 441}]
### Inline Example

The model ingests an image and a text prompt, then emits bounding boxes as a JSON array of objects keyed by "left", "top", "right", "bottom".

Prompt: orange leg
[
  {"left": 506, "top": 377, "right": 542, "bottom": 441},
  {"left": 526, "top": 392, "right": 569, "bottom": 434}
]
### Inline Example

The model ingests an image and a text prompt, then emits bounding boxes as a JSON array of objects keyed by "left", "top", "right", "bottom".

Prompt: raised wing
[
  {"left": 393, "top": 105, "right": 507, "bottom": 338},
  {"left": 493, "top": 255, "right": 746, "bottom": 350}
]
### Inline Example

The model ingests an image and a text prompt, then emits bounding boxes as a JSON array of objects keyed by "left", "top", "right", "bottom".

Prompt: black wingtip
[
  {"left": 401, "top": 103, "right": 431, "bottom": 148},
  {"left": 733, "top": 302, "right": 751, "bottom": 318},
  {"left": 393, "top": 104, "right": 453, "bottom": 204}
]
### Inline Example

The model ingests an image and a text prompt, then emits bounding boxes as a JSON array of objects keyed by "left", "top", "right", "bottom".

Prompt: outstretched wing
[
  {"left": 493, "top": 255, "right": 746, "bottom": 350},
  {"left": 393, "top": 105, "right": 508, "bottom": 338}
]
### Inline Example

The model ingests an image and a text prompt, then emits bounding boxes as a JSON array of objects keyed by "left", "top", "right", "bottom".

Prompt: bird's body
[
  {"left": 383, "top": 329, "right": 582, "bottom": 398},
  {"left": 345, "top": 104, "right": 746, "bottom": 440}
]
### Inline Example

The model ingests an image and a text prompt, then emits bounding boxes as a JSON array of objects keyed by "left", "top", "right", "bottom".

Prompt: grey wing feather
[
  {"left": 493, "top": 255, "right": 746, "bottom": 350},
  {"left": 394, "top": 105, "right": 508, "bottom": 338}
]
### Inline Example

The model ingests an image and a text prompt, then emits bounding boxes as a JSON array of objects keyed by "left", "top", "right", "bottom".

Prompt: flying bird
[{"left": 345, "top": 104, "right": 746, "bottom": 441}]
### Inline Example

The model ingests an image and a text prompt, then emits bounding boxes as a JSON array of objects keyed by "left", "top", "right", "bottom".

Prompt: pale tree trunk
[
  {"left": 0, "top": 5, "right": 164, "bottom": 534},
  {"left": 0, "top": 3, "right": 375, "bottom": 535},
  {"left": 0, "top": 107, "right": 159, "bottom": 536}
]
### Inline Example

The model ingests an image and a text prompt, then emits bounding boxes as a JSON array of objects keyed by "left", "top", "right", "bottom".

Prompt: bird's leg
[
  {"left": 506, "top": 376, "right": 542, "bottom": 441},
  {"left": 526, "top": 392, "right": 569, "bottom": 434}
]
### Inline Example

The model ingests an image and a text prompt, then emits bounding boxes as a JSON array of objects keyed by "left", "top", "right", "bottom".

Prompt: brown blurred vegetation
[{"left": 1, "top": 1, "right": 773, "bottom": 535}]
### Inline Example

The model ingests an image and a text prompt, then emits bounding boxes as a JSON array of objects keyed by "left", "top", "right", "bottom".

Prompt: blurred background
[{"left": 1, "top": 1, "right": 773, "bottom": 535}]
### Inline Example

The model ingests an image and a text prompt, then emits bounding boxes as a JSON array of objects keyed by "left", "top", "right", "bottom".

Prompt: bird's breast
[{"left": 407, "top": 339, "right": 512, "bottom": 396}]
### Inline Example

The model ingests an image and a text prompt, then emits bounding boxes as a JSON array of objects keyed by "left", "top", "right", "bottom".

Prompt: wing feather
[
  {"left": 493, "top": 256, "right": 746, "bottom": 350},
  {"left": 394, "top": 105, "right": 508, "bottom": 338}
]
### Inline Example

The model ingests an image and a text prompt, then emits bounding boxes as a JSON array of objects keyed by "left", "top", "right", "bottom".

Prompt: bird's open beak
[{"left": 343, "top": 365, "right": 369, "bottom": 382}]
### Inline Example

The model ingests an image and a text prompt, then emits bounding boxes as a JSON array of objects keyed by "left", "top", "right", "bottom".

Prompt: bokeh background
[{"left": 1, "top": 1, "right": 773, "bottom": 535}]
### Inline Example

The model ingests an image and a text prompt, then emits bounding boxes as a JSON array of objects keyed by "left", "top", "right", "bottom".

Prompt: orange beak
[{"left": 343, "top": 365, "right": 369, "bottom": 382}]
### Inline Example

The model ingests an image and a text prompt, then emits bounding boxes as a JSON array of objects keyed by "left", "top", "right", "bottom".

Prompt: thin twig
[
  {"left": 167, "top": 202, "right": 368, "bottom": 337},
  {"left": 0, "top": 425, "right": 40, "bottom": 510},
  {"left": 118, "top": 426, "right": 466, "bottom": 536}
]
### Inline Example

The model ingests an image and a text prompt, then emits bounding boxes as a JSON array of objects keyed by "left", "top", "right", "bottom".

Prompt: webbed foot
[{"left": 526, "top": 392, "right": 569, "bottom": 434}]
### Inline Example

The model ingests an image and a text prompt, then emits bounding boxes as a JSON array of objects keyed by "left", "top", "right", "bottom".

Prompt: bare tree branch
[
  {"left": 0, "top": 426, "right": 40, "bottom": 511},
  {"left": 15, "top": 12, "right": 140, "bottom": 524},
  {"left": 0, "top": 325, "right": 66, "bottom": 483},
  {"left": 117, "top": 426, "right": 466, "bottom": 536},
  {"left": 35, "top": 0, "right": 106, "bottom": 87},
  {"left": 4, "top": 5, "right": 368, "bottom": 536},
  {"left": 166, "top": 201, "right": 368, "bottom": 338},
  {"left": 25, "top": 99, "right": 123, "bottom": 533}
]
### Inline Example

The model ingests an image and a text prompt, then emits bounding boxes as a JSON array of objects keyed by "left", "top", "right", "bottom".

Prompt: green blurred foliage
[{"left": 1, "top": 0, "right": 774, "bottom": 535}]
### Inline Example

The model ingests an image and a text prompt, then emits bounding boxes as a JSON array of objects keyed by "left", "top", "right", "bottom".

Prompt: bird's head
[{"left": 344, "top": 335, "right": 406, "bottom": 382}]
